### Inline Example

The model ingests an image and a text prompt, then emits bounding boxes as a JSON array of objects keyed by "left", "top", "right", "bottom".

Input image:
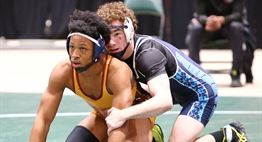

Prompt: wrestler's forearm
[{"left": 122, "top": 93, "right": 172, "bottom": 119}]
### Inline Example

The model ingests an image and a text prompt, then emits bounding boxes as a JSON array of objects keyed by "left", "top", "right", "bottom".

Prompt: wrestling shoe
[
  {"left": 222, "top": 121, "right": 250, "bottom": 142},
  {"left": 152, "top": 124, "right": 164, "bottom": 142}
]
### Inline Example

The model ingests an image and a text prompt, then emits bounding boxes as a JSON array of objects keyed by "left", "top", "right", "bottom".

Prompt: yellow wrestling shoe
[
  {"left": 152, "top": 124, "right": 164, "bottom": 142},
  {"left": 222, "top": 121, "right": 250, "bottom": 142}
]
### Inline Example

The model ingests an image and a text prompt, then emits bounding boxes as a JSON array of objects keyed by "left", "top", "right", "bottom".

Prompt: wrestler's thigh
[
  {"left": 170, "top": 115, "right": 204, "bottom": 142},
  {"left": 126, "top": 118, "right": 153, "bottom": 142},
  {"left": 78, "top": 113, "right": 108, "bottom": 142}
]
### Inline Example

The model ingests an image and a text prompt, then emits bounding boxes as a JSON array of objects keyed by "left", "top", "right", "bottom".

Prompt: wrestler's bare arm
[
  {"left": 106, "top": 59, "right": 134, "bottom": 142},
  {"left": 123, "top": 74, "right": 173, "bottom": 119},
  {"left": 29, "top": 59, "right": 71, "bottom": 142}
]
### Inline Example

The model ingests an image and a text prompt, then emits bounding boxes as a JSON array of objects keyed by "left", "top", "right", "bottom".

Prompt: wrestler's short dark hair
[{"left": 68, "top": 9, "right": 111, "bottom": 44}]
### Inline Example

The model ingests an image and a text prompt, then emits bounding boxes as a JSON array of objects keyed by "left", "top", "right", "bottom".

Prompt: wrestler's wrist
[{"left": 121, "top": 108, "right": 131, "bottom": 120}]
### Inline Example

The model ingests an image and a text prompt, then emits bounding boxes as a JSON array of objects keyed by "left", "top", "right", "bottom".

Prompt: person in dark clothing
[{"left": 185, "top": 0, "right": 245, "bottom": 87}]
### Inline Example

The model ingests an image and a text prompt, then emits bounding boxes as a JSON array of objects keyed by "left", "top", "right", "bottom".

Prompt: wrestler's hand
[
  {"left": 97, "top": 109, "right": 109, "bottom": 118},
  {"left": 106, "top": 107, "right": 127, "bottom": 135}
]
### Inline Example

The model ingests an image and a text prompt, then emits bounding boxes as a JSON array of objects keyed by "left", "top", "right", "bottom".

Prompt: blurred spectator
[{"left": 185, "top": 0, "right": 247, "bottom": 87}]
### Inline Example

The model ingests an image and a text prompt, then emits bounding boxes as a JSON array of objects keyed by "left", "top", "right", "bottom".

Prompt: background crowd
[{"left": 0, "top": 0, "right": 261, "bottom": 49}]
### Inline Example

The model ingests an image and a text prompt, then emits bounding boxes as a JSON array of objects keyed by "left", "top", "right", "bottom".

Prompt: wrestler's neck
[{"left": 79, "top": 56, "right": 105, "bottom": 79}]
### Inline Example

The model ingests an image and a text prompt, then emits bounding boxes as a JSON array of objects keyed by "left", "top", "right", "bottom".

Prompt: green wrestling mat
[{"left": 0, "top": 92, "right": 261, "bottom": 141}]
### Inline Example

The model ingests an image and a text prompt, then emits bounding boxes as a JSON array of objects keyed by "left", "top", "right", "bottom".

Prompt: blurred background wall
[{"left": 0, "top": 0, "right": 261, "bottom": 49}]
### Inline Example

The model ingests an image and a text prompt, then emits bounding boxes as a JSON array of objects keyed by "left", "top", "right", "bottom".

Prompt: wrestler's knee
[{"left": 65, "top": 126, "right": 100, "bottom": 142}]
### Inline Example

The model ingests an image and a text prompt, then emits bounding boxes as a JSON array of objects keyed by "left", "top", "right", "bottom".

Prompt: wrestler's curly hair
[
  {"left": 96, "top": 1, "right": 138, "bottom": 31},
  {"left": 68, "top": 9, "right": 111, "bottom": 44}
]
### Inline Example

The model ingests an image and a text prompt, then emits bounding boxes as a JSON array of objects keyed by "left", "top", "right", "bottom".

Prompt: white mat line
[{"left": 1, "top": 111, "right": 261, "bottom": 118}]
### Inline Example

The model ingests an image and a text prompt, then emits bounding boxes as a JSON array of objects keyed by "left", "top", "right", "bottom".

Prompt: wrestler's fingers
[
  {"left": 107, "top": 107, "right": 116, "bottom": 115},
  {"left": 107, "top": 126, "right": 114, "bottom": 136}
]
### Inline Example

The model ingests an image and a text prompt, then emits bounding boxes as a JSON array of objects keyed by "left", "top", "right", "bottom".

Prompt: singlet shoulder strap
[{"left": 102, "top": 55, "right": 113, "bottom": 88}]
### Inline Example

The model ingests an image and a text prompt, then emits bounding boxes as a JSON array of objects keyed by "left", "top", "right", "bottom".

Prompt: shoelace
[{"left": 231, "top": 127, "right": 248, "bottom": 142}]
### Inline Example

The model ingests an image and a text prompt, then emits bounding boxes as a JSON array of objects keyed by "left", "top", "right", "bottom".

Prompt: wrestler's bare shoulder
[
  {"left": 109, "top": 57, "right": 130, "bottom": 71},
  {"left": 108, "top": 57, "right": 133, "bottom": 79},
  {"left": 50, "top": 59, "right": 73, "bottom": 81}
]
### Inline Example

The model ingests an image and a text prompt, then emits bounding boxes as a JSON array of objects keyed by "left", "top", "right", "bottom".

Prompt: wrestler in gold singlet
[{"left": 72, "top": 55, "right": 155, "bottom": 124}]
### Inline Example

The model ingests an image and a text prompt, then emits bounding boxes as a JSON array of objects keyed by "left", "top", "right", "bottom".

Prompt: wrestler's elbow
[
  {"left": 165, "top": 101, "right": 173, "bottom": 111},
  {"left": 159, "top": 95, "right": 173, "bottom": 111}
]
